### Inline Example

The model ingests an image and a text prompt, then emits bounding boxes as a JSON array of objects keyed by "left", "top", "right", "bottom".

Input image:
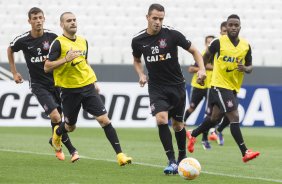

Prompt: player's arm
[
  {"left": 203, "top": 38, "right": 218, "bottom": 66},
  {"left": 131, "top": 39, "right": 147, "bottom": 87},
  {"left": 173, "top": 30, "right": 206, "bottom": 85},
  {"left": 187, "top": 64, "right": 199, "bottom": 73},
  {"left": 187, "top": 44, "right": 206, "bottom": 85},
  {"left": 44, "top": 41, "right": 79, "bottom": 72},
  {"left": 7, "top": 46, "right": 23, "bottom": 83},
  {"left": 238, "top": 45, "right": 253, "bottom": 74},
  {"left": 133, "top": 56, "right": 147, "bottom": 87}
]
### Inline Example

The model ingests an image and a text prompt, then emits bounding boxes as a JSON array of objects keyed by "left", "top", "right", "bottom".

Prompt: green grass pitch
[{"left": 0, "top": 127, "right": 281, "bottom": 184}]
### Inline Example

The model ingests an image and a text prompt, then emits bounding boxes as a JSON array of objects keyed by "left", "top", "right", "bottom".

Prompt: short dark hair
[
  {"left": 227, "top": 14, "right": 240, "bottom": 21},
  {"left": 220, "top": 21, "right": 227, "bottom": 29},
  {"left": 148, "top": 3, "right": 165, "bottom": 15},
  {"left": 28, "top": 7, "right": 44, "bottom": 19},
  {"left": 205, "top": 35, "right": 215, "bottom": 44},
  {"left": 60, "top": 12, "right": 73, "bottom": 22}
]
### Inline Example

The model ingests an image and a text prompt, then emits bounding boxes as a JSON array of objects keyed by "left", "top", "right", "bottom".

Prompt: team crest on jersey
[
  {"left": 226, "top": 100, "right": 233, "bottom": 108},
  {"left": 150, "top": 103, "right": 156, "bottom": 112},
  {"left": 42, "top": 41, "right": 50, "bottom": 50},
  {"left": 158, "top": 39, "right": 167, "bottom": 48}
]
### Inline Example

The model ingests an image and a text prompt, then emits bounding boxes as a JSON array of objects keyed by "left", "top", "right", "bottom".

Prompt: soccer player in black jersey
[
  {"left": 131, "top": 4, "right": 206, "bottom": 174},
  {"left": 187, "top": 14, "right": 260, "bottom": 163},
  {"left": 44, "top": 12, "right": 132, "bottom": 166},
  {"left": 7, "top": 7, "right": 79, "bottom": 162}
]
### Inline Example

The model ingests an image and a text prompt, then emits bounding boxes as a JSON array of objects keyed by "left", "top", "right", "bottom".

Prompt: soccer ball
[{"left": 178, "top": 157, "right": 201, "bottom": 180}]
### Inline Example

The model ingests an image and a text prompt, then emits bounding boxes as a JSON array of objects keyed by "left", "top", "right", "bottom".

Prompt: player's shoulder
[
  {"left": 161, "top": 25, "right": 185, "bottom": 37},
  {"left": 76, "top": 34, "right": 87, "bottom": 41},
  {"left": 132, "top": 29, "right": 147, "bottom": 41},
  {"left": 10, "top": 31, "right": 30, "bottom": 45},
  {"left": 162, "top": 25, "right": 175, "bottom": 31},
  {"left": 239, "top": 36, "right": 250, "bottom": 45},
  {"left": 211, "top": 37, "right": 220, "bottom": 45},
  {"left": 43, "top": 29, "right": 57, "bottom": 37},
  {"left": 162, "top": 25, "right": 181, "bottom": 33}
]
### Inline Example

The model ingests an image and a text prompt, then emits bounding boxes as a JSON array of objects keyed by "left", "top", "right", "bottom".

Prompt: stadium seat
[{"left": 0, "top": 0, "right": 281, "bottom": 65}]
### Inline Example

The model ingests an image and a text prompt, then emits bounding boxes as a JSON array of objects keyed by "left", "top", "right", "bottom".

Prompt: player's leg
[
  {"left": 51, "top": 88, "right": 78, "bottom": 160},
  {"left": 95, "top": 114, "right": 132, "bottom": 166},
  {"left": 82, "top": 84, "right": 132, "bottom": 166},
  {"left": 31, "top": 85, "right": 76, "bottom": 161},
  {"left": 170, "top": 83, "right": 187, "bottom": 164},
  {"left": 200, "top": 88, "right": 212, "bottom": 149},
  {"left": 187, "top": 105, "right": 223, "bottom": 153},
  {"left": 225, "top": 110, "right": 260, "bottom": 162},
  {"left": 171, "top": 119, "right": 186, "bottom": 164},
  {"left": 184, "top": 87, "right": 206, "bottom": 122},
  {"left": 215, "top": 116, "right": 230, "bottom": 145},
  {"left": 52, "top": 91, "right": 81, "bottom": 158},
  {"left": 156, "top": 112, "right": 178, "bottom": 174}
]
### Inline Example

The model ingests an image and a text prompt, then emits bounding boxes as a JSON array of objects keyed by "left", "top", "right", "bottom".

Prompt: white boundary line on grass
[{"left": 1, "top": 148, "right": 282, "bottom": 183}]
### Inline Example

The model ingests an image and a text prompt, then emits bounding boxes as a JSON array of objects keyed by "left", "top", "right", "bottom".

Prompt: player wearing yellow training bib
[
  {"left": 45, "top": 12, "right": 132, "bottom": 166},
  {"left": 184, "top": 36, "right": 214, "bottom": 124},
  {"left": 187, "top": 14, "right": 260, "bottom": 163}
]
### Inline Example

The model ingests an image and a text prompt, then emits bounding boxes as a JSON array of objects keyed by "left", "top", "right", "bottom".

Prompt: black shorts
[
  {"left": 61, "top": 83, "right": 106, "bottom": 125},
  {"left": 209, "top": 86, "right": 238, "bottom": 113},
  {"left": 31, "top": 84, "right": 61, "bottom": 115},
  {"left": 189, "top": 87, "right": 207, "bottom": 109},
  {"left": 148, "top": 83, "right": 186, "bottom": 122}
]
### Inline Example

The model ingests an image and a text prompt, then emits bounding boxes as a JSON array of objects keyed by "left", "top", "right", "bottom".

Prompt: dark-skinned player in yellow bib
[{"left": 186, "top": 14, "right": 260, "bottom": 163}]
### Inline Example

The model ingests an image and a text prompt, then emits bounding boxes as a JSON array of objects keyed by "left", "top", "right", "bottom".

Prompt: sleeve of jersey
[
  {"left": 48, "top": 40, "right": 61, "bottom": 61},
  {"left": 172, "top": 30, "right": 191, "bottom": 50},
  {"left": 245, "top": 45, "right": 252, "bottom": 66},
  {"left": 208, "top": 39, "right": 220, "bottom": 55},
  {"left": 131, "top": 39, "right": 142, "bottom": 58},
  {"left": 9, "top": 37, "right": 21, "bottom": 52}
]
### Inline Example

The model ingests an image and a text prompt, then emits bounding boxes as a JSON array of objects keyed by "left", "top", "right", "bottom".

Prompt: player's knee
[
  {"left": 172, "top": 121, "right": 184, "bottom": 131},
  {"left": 49, "top": 109, "right": 61, "bottom": 123},
  {"left": 96, "top": 114, "right": 110, "bottom": 127},
  {"left": 156, "top": 117, "right": 167, "bottom": 125},
  {"left": 65, "top": 124, "right": 76, "bottom": 132},
  {"left": 155, "top": 112, "right": 168, "bottom": 125},
  {"left": 50, "top": 114, "right": 61, "bottom": 124}
]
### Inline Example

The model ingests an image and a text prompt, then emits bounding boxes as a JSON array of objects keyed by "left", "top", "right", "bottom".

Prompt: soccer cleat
[
  {"left": 242, "top": 149, "right": 260, "bottom": 163},
  {"left": 49, "top": 138, "right": 65, "bottom": 160},
  {"left": 186, "top": 130, "right": 196, "bottom": 153},
  {"left": 56, "top": 149, "right": 65, "bottom": 161},
  {"left": 201, "top": 140, "right": 211, "bottom": 150},
  {"left": 117, "top": 153, "right": 132, "bottom": 166},
  {"left": 217, "top": 132, "right": 224, "bottom": 146},
  {"left": 71, "top": 151, "right": 80, "bottom": 163},
  {"left": 52, "top": 125, "right": 62, "bottom": 151},
  {"left": 208, "top": 131, "right": 218, "bottom": 141},
  {"left": 164, "top": 161, "right": 178, "bottom": 175}
]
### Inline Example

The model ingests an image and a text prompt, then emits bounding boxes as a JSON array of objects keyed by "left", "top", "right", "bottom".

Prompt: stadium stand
[{"left": 0, "top": 0, "right": 281, "bottom": 66}]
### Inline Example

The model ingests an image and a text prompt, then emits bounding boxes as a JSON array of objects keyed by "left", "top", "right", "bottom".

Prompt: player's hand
[
  {"left": 237, "top": 61, "right": 245, "bottom": 72},
  {"left": 197, "top": 69, "right": 206, "bottom": 86},
  {"left": 139, "top": 74, "right": 147, "bottom": 87},
  {"left": 13, "top": 72, "right": 24, "bottom": 84},
  {"left": 65, "top": 48, "right": 81, "bottom": 62}
]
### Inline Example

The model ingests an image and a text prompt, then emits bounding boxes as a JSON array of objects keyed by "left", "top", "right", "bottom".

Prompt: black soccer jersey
[
  {"left": 10, "top": 29, "right": 57, "bottom": 86},
  {"left": 131, "top": 26, "right": 191, "bottom": 85}
]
